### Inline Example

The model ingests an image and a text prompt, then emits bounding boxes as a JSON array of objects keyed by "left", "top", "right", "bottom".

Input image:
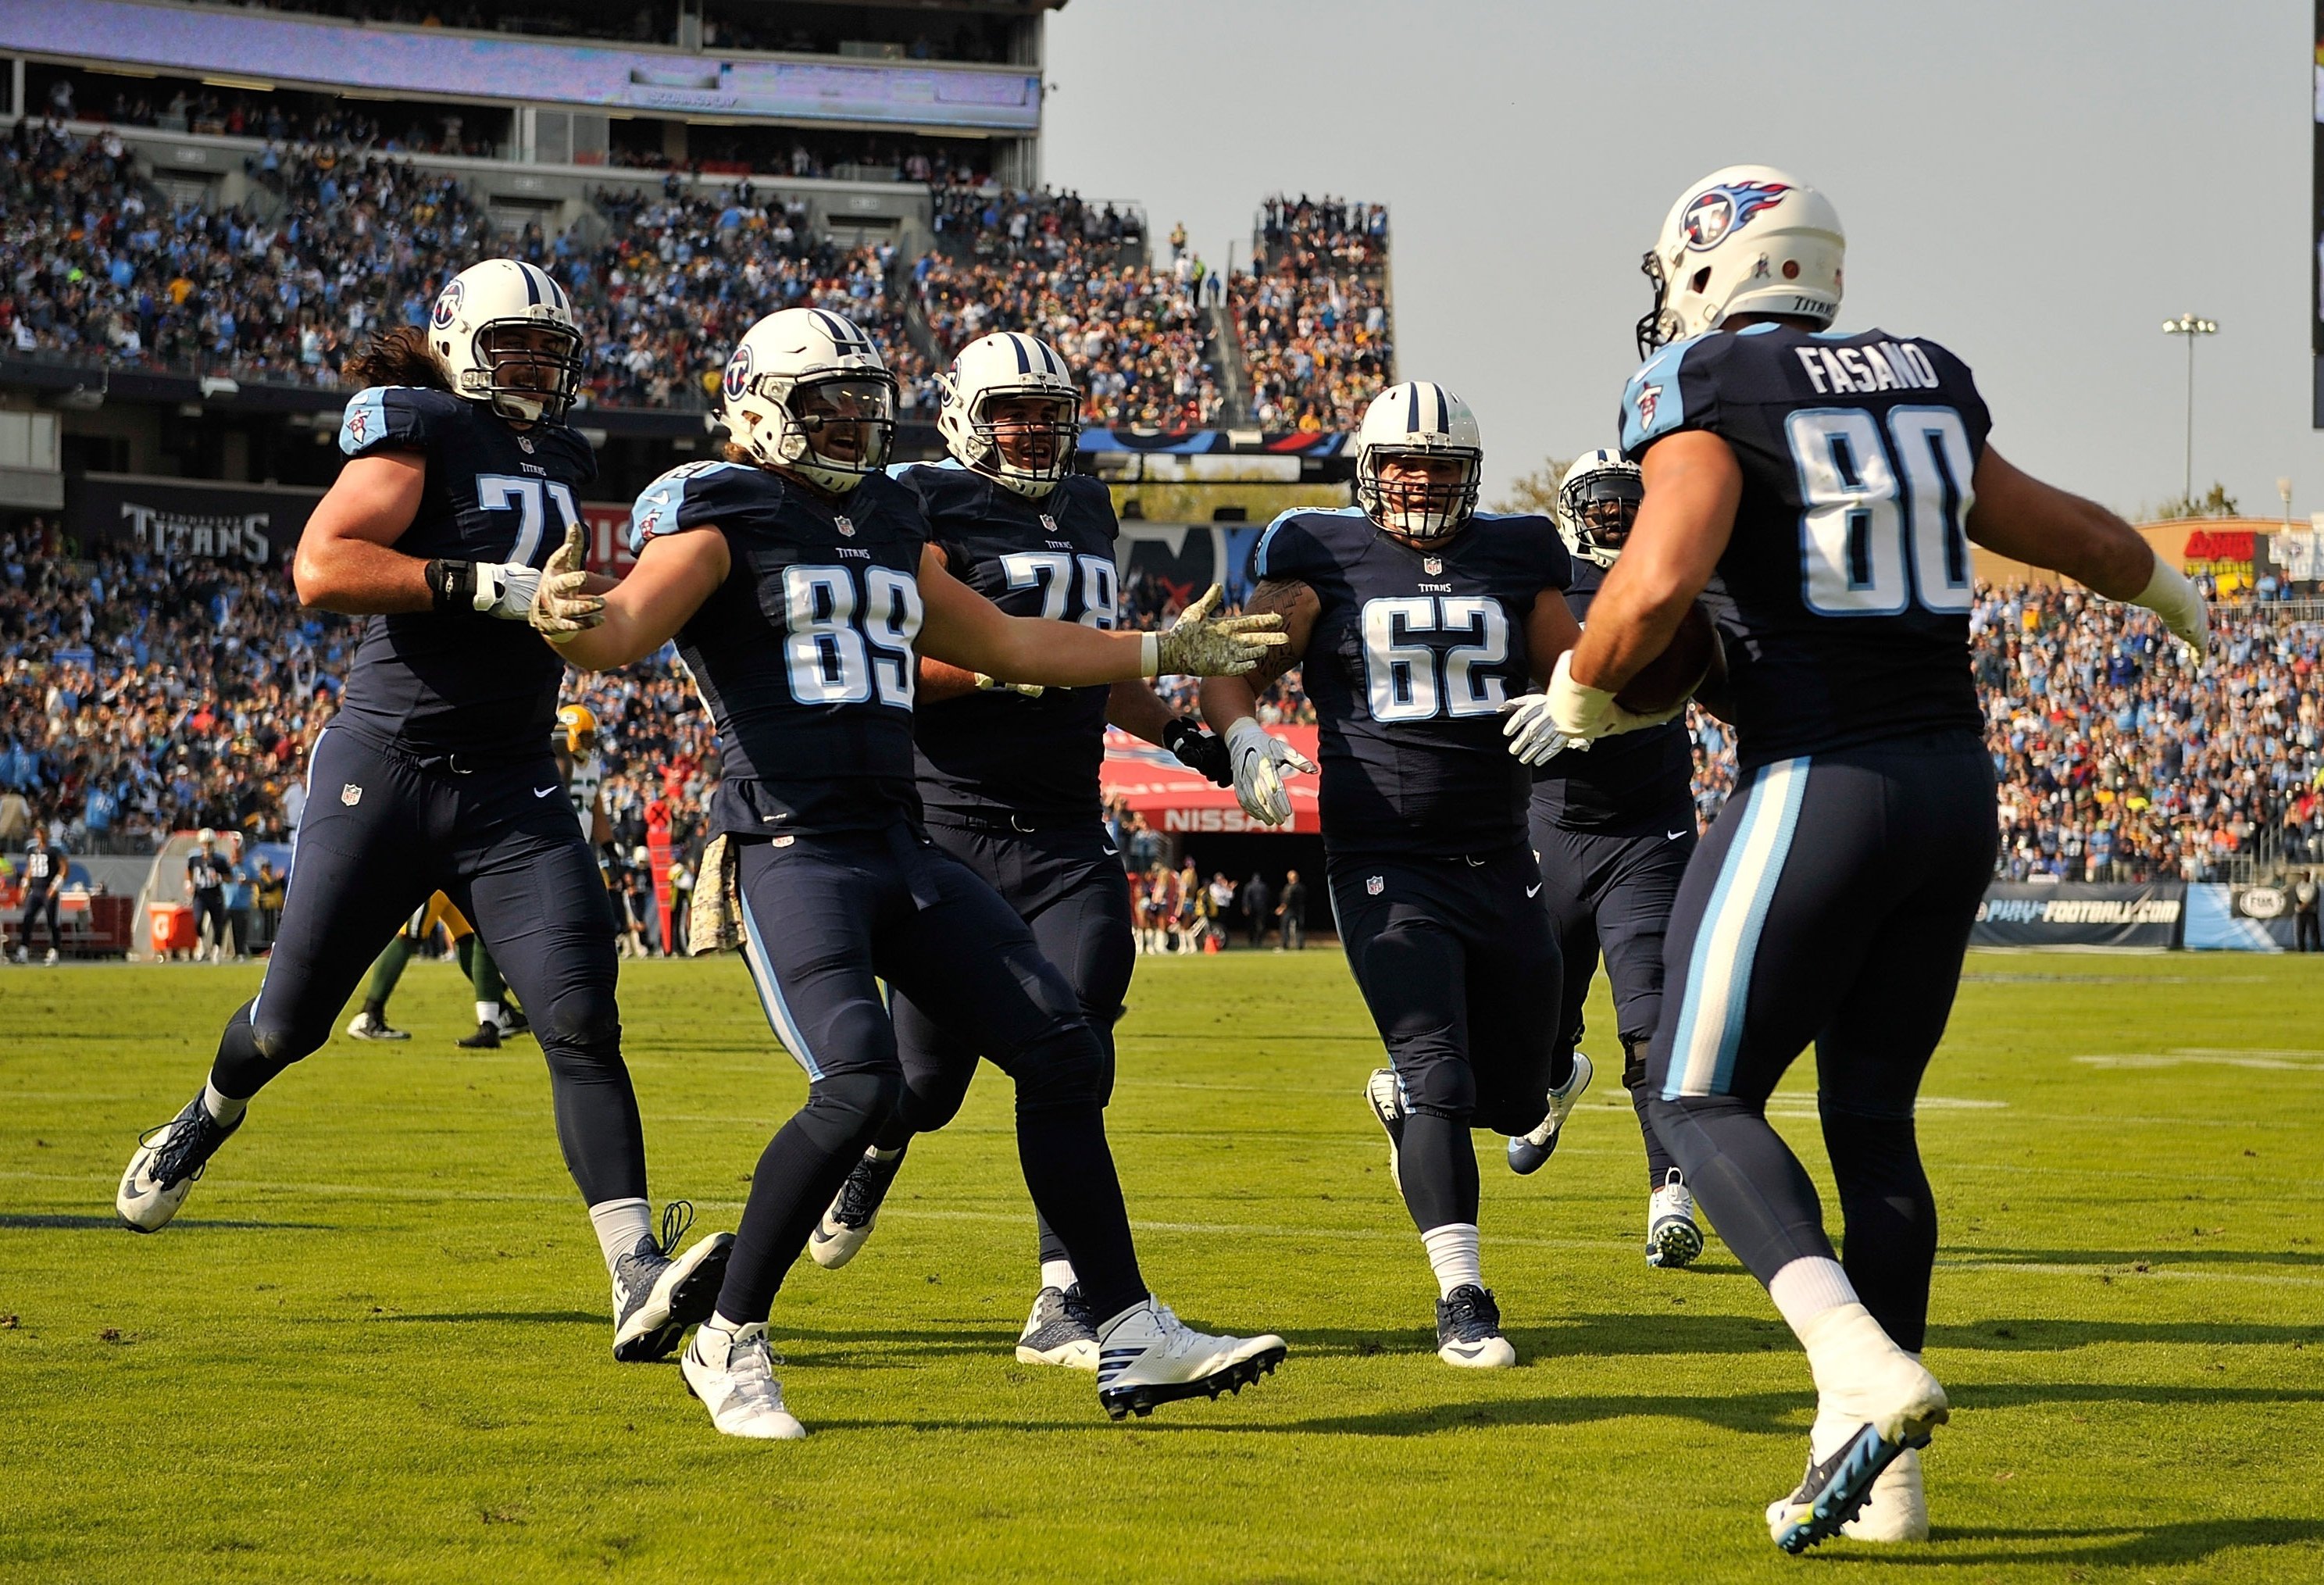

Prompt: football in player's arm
[{"left": 1550, "top": 166, "right": 2207, "bottom": 1555}]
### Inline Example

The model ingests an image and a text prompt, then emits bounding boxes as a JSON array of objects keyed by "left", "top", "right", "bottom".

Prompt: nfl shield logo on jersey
[
  {"left": 1041, "top": 513, "right": 1060, "bottom": 534},
  {"left": 1365, "top": 875, "right": 1384, "bottom": 896},
  {"left": 341, "top": 784, "right": 363, "bottom": 806},
  {"left": 835, "top": 515, "right": 856, "bottom": 537},
  {"left": 1423, "top": 556, "right": 1443, "bottom": 576}
]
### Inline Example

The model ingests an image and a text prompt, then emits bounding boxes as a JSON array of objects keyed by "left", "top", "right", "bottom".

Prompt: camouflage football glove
[
  {"left": 530, "top": 523, "right": 606, "bottom": 643},
  {"left": 1141, "top": 584, "right": 1287, "bottom": 677}
]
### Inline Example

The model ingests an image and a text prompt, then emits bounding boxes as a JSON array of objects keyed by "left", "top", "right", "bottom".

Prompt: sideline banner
[
  {"left": 1970, "top": 882, "right": 2185, "bottom": 949},
  {"left": 2184, "top": 884, "right": 2301, "bottom": 951},
  {"left": 68, "top": 473, "right": 323, "bottom": 566},
  {"left": 1100, "top": 726, "right": 1321, "bottom": 834}
]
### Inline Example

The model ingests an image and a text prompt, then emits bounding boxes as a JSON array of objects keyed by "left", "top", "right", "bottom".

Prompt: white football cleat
[
  {"left": 1364, "top": 1067, "right": 1405, "bottom": 1195},
  {"left": 1016, "top": 1283, "right": 1100, "bottom": 1370},
  {"left": 344, "top": 1009, "right": 410, "bottom": 1042},
  {"left": 1768, "top": 1351, "right": 1947, "bottom": 1553},
  {"left": 1507, "top": 1051, "right": 1593, "bottom": 1174},
  {"left": 1646, "top": 1169, "right": 1705, "bottom": 1268},
  {"left": 1095, "top": 1299, "right": 1286, "bottom": 1419},
  {"left": 116, "top": 1094, "right": 243, "bottom": 1232},
  {"left": 682, "top": 1320, "right": 806, "bottom": 1440},
  {"left": 1840, "top": 1446, "right": 1929, "bottom": 1541}
]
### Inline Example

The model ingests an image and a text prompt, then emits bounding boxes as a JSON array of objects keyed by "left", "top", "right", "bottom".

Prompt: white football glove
[
  {"left": 1545, "top": 650, "right": 1688, "bottom": 742},
  {"left": 2130, "top": 551, "right": 2209, "bottom": 660},
  {"left": 1141, "top": 584, "right": 1288, "bottom": 677},
  {"left": 1500, "top": 693, "right": 1593, "bottom": 766},
  {"left": 973, "top": 673, "right": 1045, "bottom": 698},
  {"left": 1225, "top": 717, "right": 1316, "bottom": 827},
  {"left": 469, "top": 559, "right": 541, "bottom": 620},
  {"left": 528, "top": 524, "right": 605, "bottom": 642}
]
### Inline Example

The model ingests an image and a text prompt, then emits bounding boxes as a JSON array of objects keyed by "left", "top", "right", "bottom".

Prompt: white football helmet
[
  {"left": 1354, "top": 381, "right": 1482, "bottom": 543},
  {"left": 1637, "top": 165, "right": 1844, "bottom": 357},
  {"left": 429, "top": 258, "right": 584, "bottom": 424},
  {"left": 1555, "top": 449, "right": 1644, "bottom": 569},
  {"left": 719, "top": 308, "right": 897, "bottom": 494},
  {"left": 937, "top": 330, "right": 1081, "bottom": 498}
]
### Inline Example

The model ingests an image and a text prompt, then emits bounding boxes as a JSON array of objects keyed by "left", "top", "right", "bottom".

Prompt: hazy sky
[{"left": 1044, "top": 0, "right": 2313, "bottom": 519}]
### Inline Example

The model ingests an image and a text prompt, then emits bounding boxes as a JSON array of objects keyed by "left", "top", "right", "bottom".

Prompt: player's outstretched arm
[
  {"left": 912, "top": 547, "right": 1047, "bottom": 701},
  {"left": 1966, "top": 446, "right": 2208, "bottom": 656},
  {"left": 917, "top": 550, "right": 1284, "bottom": 685},
  {"left": 1196, "top": 578, "right": 1319, "bottom": 825},
  {"left": 548, "top": 528, "right": 729, "bottom": 672},
  {"left": 291, "top": 452, "right": 433, "bottom": 614},
  {"left": 1108, "top": 682, "right": 1234, "bottom": 786}
]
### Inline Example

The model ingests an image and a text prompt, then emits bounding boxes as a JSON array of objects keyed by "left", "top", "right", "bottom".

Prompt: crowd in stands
[
  {"left": 61, "top": 80, "right": 500, "bottom": 159},
  {"left": 1231, "top": 194, "right": 1395, "bottom": 432},
  {"left": 2, "top": 116, "right": 1382, "bottom": 432}
]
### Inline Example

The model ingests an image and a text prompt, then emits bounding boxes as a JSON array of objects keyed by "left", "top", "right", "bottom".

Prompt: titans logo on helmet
[
  {"left": 723, "top": 344, "right": 754, "bottom": 404},
  {"left": 432, "top": 277, "right": 464, "bottom": 329},
  {"left": 1682, "top": 181, "right": 1792, "bottom": 251}
]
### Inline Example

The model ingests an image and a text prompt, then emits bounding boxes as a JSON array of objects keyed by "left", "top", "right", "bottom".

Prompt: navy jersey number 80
[{"left": 1619, "top": 323, "right": 1993, "bottom": 766}]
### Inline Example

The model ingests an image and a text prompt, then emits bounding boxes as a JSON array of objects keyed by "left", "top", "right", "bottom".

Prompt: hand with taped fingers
[
  {"left": 530, "top": 523, "right": 606, "bottom": 642},
  {"left": 1225, "top": 717, "right": 1316, "bottom": 826},
  {"left": 1144, "top": 584, "right": 1289, "bottom": 677}
]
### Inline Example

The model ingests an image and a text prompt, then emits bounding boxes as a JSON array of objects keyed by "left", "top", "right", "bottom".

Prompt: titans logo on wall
[{"left": 1682, "top": 181, "right": 1791, "bottom": 251}]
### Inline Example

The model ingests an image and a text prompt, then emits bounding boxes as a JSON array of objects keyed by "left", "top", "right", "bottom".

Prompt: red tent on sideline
[{"left": 1099, "top": 726, "right": 1322, "bottom": 834}]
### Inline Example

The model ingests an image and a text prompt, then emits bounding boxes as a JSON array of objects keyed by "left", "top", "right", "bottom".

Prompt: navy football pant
[
  {"left": 1528, "top": 810, "right": 1695, "bottom": 1187},
  {"left": 1644, "top": 734, "right": 1996, "bottom": 1352},
  {"left": 18, "top": 884, "right": 59, "bottom": 955},
  {"left": 207, "top": 726, "right": 644, "bottom": 1206},
  {"left": 1329, "top": 845, "right": 1565, "bottom": 1234},
  {"left": 719, "top": 824, "right": 1144, "bottom": 1326},
  {"left": 887, "top": 817, "right": 1135, "bottom": 1272}
]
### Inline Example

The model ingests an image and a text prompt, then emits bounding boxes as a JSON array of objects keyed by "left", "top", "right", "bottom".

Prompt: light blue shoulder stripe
[
  {"left": 628, "top": 461, "right": 746, "bottom": 555},
  {"left": 1619, "top": 337, "right": 1703, "bottom": 457}
]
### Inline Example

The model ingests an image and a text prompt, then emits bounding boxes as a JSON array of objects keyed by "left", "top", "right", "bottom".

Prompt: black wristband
[
  {"left": 1163, "top": 716, "right": 1234, "bottom": 788},
  {"left": 425, "top": 559, "right": 478, "bottom": 613}
]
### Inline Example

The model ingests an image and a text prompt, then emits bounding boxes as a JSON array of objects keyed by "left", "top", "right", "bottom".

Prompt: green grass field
[{"left": 3, "top": 948, "right": 2322, "bottom": 1583}]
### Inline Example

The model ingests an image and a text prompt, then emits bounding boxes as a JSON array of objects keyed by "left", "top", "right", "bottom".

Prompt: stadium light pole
[{"left": 2162, "top": 313, "right": 2218, "bottom": 511}]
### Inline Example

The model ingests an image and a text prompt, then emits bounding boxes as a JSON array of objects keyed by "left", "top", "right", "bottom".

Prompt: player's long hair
[{"left": 344, "top": 325, "right": 452, "bottom": 392}]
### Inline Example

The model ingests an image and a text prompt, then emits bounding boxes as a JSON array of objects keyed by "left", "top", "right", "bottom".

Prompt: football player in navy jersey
[
  {"left": 1199, "top": 381, "right": 1589, "bottom": 1372},
  {"left": 795, "top": 330, "right": 1258, "bottom": 1374},
  {"left": 1544, "top": 166, "right": 2209, "bottom": 1551},
  {"left": 114, "top": 259, "right": 734, "bottom": 1369},
  {"left": 1505, "top": 449, "right": 1705, "bottom": 1269},
  {"left": 542, "top": 308, "right": 1289, "bottom": 1439}
]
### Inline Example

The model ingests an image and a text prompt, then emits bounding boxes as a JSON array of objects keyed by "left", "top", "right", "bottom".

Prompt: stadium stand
[{"left": 1227, "top": 194, "right": 1395, "bottom": 431}]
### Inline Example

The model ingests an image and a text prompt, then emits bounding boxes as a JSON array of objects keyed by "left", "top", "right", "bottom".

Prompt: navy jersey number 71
[{"left": 1619, "top": 323, "right": 1992, "bottom": 767}]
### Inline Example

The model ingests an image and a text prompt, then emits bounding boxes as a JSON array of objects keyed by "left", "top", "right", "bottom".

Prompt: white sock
[
  {"left": 1421, "top": 1223, "right": 1483, "bottom": 1298},
  {"left": 868, "top": 1144, "right": 901, "bottom": 1162},
  {"left": 1040, "top": 1258, "right": 1077, "bottom": 1294},
  {"left": 476, "top": 1001, "right": 499, "bottom": 1026},
  {"left": 588, "top": 1197, "right": 653, "bottom": 1273},
  {"left": 200, "top": 1081, "right": 247, "bottom": 1127},
  {"left": 1768, "top": 1255, "right": 1859, "bottom": 1339},
  {"left": 707, "top": 1310, "right": 749, "bottom": 1336}
]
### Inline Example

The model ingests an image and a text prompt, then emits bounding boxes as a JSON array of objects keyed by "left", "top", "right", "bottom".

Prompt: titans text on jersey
[
  {"left": 629, "top": 459, "right": 928, "bottom": 837},
  {"left": 1253, "top": 506, "right": 1572, "bottom": 857},
  {"left": 334, "top": 385, "right": 598, "bottom": 755},
  {"left": 1619, "top": 323, "right": 1992, "bottom": 765},
  {"left": 890, "top": 459, "right": 1120, "bottom": 822}
]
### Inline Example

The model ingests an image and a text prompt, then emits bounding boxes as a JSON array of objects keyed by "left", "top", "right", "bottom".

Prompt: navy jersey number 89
[
  {"left": 630, "top": 459, "right": 929, "bottom": 837},
  {"left": 1619, "top": 323, "right": 1992, "bottom": 766}
]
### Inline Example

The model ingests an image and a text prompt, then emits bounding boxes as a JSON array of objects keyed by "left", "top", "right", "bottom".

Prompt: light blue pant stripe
[
  {"left": 1663, "top": 756, "right": 1812, "bottom": 1100},
  {"left": 737, "top": 885, "right": 823, "bottom": 1080}
]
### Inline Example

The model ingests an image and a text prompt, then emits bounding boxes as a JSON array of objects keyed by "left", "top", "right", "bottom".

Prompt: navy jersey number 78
[{"left": 1619, "top": 323, "right": 1992, "bottom": 766}]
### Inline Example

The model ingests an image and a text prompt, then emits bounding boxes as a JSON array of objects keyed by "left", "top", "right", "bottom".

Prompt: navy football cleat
[
  {"left": 1435, "top": 1283, "right": 1517, "bottom": 1369},
  {"left": 1016, "top": 1283, "right": 1100, "bottom": 1370},
  {"left": 611, "top": 1201, "right": 734, "bottom": 1363},
  {"left": 809, "top": 1147, "right": 905, "bottom": 1269},
  {"left": 1507, "top": 1051, "right": 1593, "bottom": 1174}
]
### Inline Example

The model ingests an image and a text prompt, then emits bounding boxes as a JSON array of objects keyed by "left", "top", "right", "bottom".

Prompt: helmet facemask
[
  {"left": 950, "top": 384, "right": 1080, "bottom": 498},
  {"left": 463, "top": 320, "right": 584, "bottom": 424},
  {"left": 1358, "top": 448, "right": 1480, "bottom": 544},
  {"left": 740, "top": 370, "right": 898, "bottom": 494},
  {"left": 1558, "top": 466, "right": 1644, "bottom": 567}
]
